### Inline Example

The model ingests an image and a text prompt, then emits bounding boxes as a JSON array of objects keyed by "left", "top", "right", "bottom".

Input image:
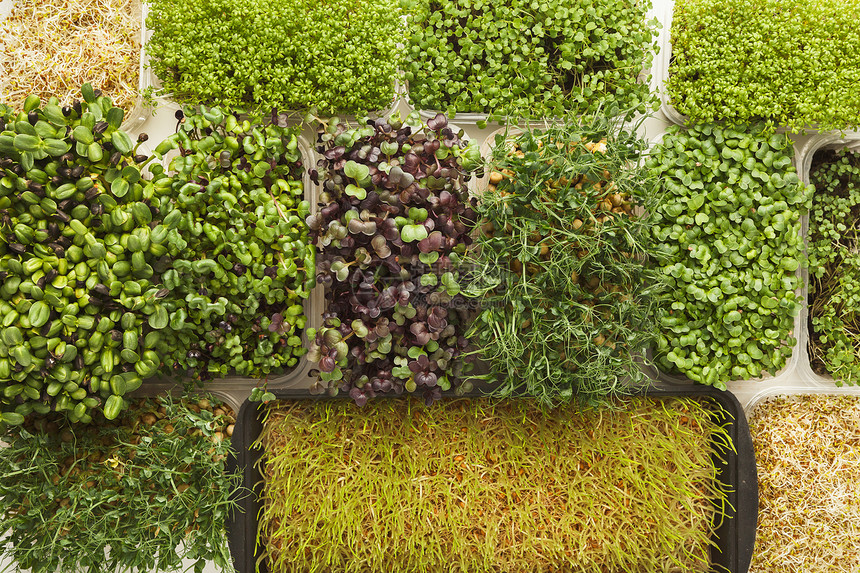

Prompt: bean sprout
[{"left": 0, "top": 0, "right": 140, "bottom": 113}]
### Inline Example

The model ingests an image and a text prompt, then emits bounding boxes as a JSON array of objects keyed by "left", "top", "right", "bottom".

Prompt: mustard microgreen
[
  {"left": 648, "top": 123, "right": 812, "bottom": 386},
  {"left": 149, "top": 107, "right": 314, "bottom": 382}
]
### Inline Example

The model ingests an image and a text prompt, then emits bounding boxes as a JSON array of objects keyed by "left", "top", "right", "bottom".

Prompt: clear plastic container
[{"left": 652, "top": 1, "right": 688, "bottom": 126}]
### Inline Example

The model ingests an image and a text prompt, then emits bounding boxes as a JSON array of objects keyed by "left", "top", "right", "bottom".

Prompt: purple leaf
[
  {"left": 349, "top": 387, "right": 368, "bottom": 407},
  {"left": 324, "top": 146, "right": 346, "bottom": 160},
  {"left": 319, "top": 356, "right": 336, "bottom": 373},
  {"left": 427, "top": 113, "right": 448, "bottom": 132}
]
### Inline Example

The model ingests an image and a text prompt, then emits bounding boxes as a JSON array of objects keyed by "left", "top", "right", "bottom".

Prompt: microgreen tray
[
  {"left": 653, "top": 1, "right": 688, "bottom": 126},
  {"left": 225, "top": 383, "right": 757, "bottom": 573},
  {"left": 135, "top": 132, "right": 322, "bottom": 406},
  {"left": 744, "top": 390, "right": 860, "bottom": 572}
]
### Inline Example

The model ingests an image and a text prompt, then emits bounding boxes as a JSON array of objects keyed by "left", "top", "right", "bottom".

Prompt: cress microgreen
[
  {"left": 145, "top": 0, "right": 403, "bottom": 115},
  {"left": 668, "top": 0, "right": 860, "bottom": 132}
]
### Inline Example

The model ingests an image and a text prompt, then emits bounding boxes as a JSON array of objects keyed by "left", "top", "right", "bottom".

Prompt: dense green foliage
[
  {"left": 648, "top": 124, "right": 812, "bottom": 387},
  {"left": 668, "top": 0, "right": 860, "bottom": 131},
  {"left": 146, "top": 0, "right": 402, "bottom": 114},
  {"left": 808, "top": 148, "right": 860, "bottom": 385},
  {"left": 149, "top": 107, "right": 313, "bottom": 382},
  {"left": 403, "top": 0, "right": 659, "bottom": 120},
  {"left": 1, "top": 90, "right": 316, "bottom": 425},
  {"left": 0, "top": 395, "right": 240, "bottom": 573},
  {"left": 465, "top": 119, "right": 663, "bottom": 405},
  {"left": 0, "top": 89, "right": 167, "bottom": 426}
]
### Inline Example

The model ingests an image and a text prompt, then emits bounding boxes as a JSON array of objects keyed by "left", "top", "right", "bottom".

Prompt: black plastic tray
[{"left": 226, "top": 383, "right": 758, "bottom": 573}]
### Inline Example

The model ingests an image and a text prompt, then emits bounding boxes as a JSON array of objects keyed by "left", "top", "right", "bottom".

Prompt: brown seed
[
  {"left": 489, "top": 171, "right": 504, "bottom": 184},
  {"left": 572, "top": 219, "right": 583, "bottom": 230},
  {"left": 141, "top": 413, "right": 157, "bottom": 426},
  {"left": 197, "top": 399, "right": 211, "bottom": 410},
  {"left": 226, "top": 424, "right": 234, "bottom": 437},
  {"left": 610, "top": 193, "right": 623, "bottom": 206}
]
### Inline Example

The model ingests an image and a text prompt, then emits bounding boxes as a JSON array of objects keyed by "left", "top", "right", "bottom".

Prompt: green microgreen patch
[
  {"left": 647, "top": 123, "right": 812, "bottom": 387},
  {"left": 0, "top": 87, "right": 167, "bottom": 426},
  {"left": 464, "top": 118, "right": 664, "bottom": 406},
  {"left": 403, "top": 0, "right": 659, "bottom": 121},
  {"left": 150, "top": 107, "right": 313, "bottom": 382},
  {"left": 808, "top": 148, "right": 860, "bottom": 385},
  {"left": 145, "top": 0, "right": 403, "bottom": 115},
  {"left": 0, "top": 394, "right": 240, "bottom": 573},
  {"left": 668, "top": 0, "right": 860, "bottom": 132}
]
